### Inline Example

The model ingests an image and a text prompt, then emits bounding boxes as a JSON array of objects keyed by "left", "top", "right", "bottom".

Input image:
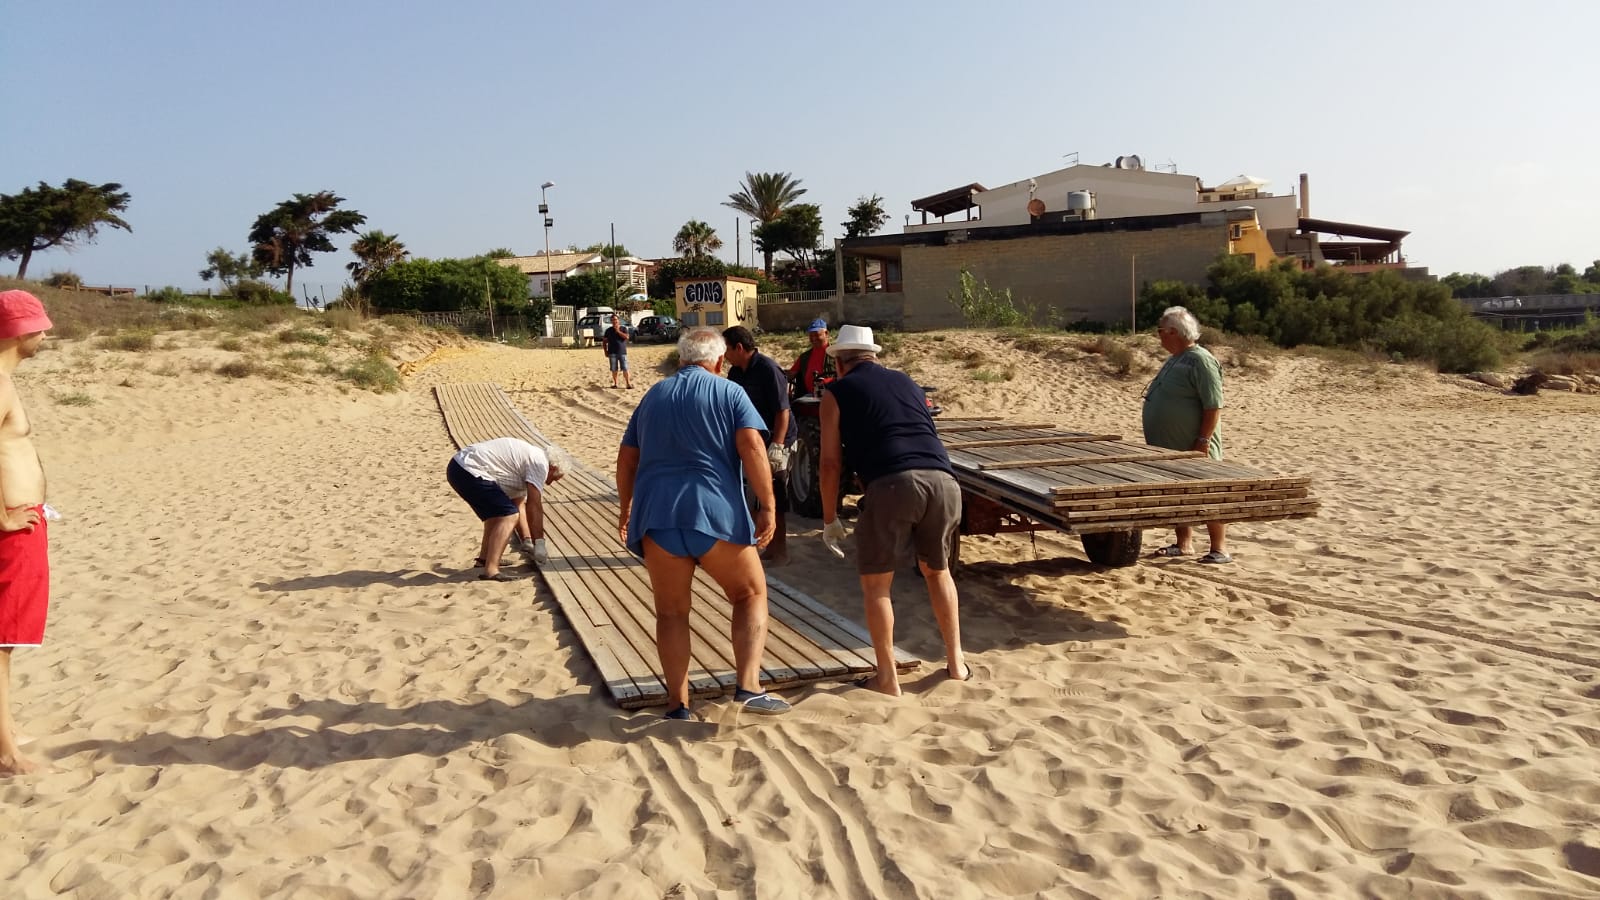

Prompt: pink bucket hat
[{"left": 0, "top": 290, "right": 53, "bottom": 339}]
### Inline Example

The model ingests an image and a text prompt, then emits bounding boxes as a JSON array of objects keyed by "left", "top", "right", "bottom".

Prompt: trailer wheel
[{"left": 1080, "top": 530, "right": 1143, "bottom": 567}]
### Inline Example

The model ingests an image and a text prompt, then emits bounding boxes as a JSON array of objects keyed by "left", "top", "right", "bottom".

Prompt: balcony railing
[{"left": 759, "top": 289, "right": 837, "bottom": 304}]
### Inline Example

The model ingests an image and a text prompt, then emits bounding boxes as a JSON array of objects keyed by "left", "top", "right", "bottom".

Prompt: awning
[{"left": 910, "top": 183, "right": 986, "bottom": 218}]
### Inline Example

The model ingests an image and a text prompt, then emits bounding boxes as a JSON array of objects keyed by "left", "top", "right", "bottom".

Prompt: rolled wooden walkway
[{"left": 434, "top": 383, "right": 916, "bottom": 709}]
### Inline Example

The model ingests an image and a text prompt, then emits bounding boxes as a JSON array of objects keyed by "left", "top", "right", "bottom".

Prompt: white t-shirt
[{"left": 453, "top": 438, "right": 549, "bottom": 499}]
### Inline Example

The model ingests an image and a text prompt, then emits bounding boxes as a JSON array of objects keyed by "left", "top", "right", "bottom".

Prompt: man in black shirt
[
  {"left": 723, "top": 326, "right": 796, "bottom": 565},
  {"left": 819, "top": 324, "right": 969, "bottom": 696},
  {"left": 603, "top": 314, "right": 632, "bottom": 389}
]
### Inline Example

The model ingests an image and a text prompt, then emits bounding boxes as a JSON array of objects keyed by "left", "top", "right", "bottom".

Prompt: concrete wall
[{"left": 900, "top": 223, "right": 1229, "bottom": 328}]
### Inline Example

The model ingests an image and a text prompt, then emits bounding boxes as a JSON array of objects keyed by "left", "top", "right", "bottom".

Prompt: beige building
[
  {"left": 676, "top": 276, "right": 760, "bottom": 330},
  {"left": 497, "top": 251, "right": 654, "bottom": 298},
  {"left": 907, "top": 157, "right": 1302, "bottom": 235}
]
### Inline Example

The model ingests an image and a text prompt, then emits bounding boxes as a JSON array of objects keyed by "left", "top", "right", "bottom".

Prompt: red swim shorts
[{"left": 0, "top": 507, "right": 49, "bottom": 646}]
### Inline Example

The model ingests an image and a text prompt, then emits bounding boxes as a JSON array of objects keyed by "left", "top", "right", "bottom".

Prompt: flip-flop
[
  {"left": 1197, "top": 551, "right": 1234, "bottom": 564},
  {"left": 663, "top": 705, "right": 694, "bottom": 721},
  {"left": 1152, "top": 545, "right": 1189, "bottom": 558},
  {"left": 949, "top": 664, "right": 975, "bottom": 682},
  {"left": 477, "top": 572, "right": 517, "bottom": 582}
]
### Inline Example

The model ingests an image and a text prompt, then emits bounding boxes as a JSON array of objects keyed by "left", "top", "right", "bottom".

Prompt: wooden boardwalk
[{"left": 433, "top": 383, "right": 916, "bottom": 709}]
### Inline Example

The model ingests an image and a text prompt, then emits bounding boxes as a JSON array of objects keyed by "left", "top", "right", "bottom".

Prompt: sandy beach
[{"left": 3, "top": 331, "right": 1598, "bottom": 899}]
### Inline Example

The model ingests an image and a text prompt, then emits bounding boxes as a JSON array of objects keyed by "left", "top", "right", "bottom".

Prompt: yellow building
[{"left": 675, "top": 276, "right": 760, "bottom": 330}]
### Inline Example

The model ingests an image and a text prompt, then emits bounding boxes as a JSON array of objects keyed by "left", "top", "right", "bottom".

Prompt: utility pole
[
  {"left": 540, "top": 181, "right": 555, "bottom": 303},
  {"left": 1130, "top": 253, "right": 1137, "bottom": 333},
  {"left": 735, "top": 218, "right": 741, "bottom": 266},
  {"left": 610, "top": 222, "right": 619, "bottom": 290}
]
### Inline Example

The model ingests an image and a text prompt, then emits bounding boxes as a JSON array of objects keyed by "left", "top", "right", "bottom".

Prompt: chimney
[{"left": 1299, "top": 173, "right": 1310, "bottom": 219}]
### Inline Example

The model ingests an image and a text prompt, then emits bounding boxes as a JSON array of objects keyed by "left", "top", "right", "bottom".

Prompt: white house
[{"left": 497, "top": 251, "right": 655, "bottom": 299}]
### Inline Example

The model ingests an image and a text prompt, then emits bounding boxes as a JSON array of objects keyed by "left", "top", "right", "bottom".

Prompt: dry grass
[
  {"left": 217, "top": 337, "right": 246, "bottom": 352},
  {"left": 971, "top": 367, "right": 1015, "bottom": 383},
  {"left": 55, "top": 391, "right": 94, "bottom": 407},
  {"left": 1528, "top": 350, "right": 1600, "bottom": 376},
  {"left": 97, "top": 331, "right": 156, "bottom": 352},
  {"left": 215, "top": 359, "right": 257, "bottom": 378}
]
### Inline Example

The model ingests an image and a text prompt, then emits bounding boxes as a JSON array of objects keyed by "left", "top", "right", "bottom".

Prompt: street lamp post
[{"left": 539, "top": 181, "right": 555, "bottom": 302}]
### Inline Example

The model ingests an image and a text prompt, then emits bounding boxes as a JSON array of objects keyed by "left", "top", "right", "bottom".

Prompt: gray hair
[
  {"left": 546, "top": 446, "right": 573, "bottom": 477},
  {"left": 1159, "top": 306, "right": 1201, "bottom": 342},
  {"left": 677, "top": 327, "right": 726, "bottom": 366},
  {"left": 834, "top": 349, "right": 877, "bottom": 367}
]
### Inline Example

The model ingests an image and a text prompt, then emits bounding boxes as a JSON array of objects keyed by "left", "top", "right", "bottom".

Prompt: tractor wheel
[
  {"left": 787, "top": 416, "right": 825, "bottom": 519},
  {"left": 1080, "top": 530, "right": 1143, "bottom": 567}
]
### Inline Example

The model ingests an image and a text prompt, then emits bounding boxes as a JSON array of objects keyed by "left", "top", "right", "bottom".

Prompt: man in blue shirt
[
  {"left": 819, "top": 325, "right": 970, "bottom": 697},
  {"left": 616, "top": 328, "right": 791, "bottom": 719},
  {"left": 723, "top": 326, "right": 797, "bottom": 566}
]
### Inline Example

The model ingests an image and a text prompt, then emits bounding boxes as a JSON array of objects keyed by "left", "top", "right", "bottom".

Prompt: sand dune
[{"left": 3, "top": 332, "right": 1597, "bottom": 898}]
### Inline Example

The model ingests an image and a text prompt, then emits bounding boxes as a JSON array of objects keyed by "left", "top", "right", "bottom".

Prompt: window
[
  {"left": 706, "top": 311, "right": 726, "bottom": 326},
  {"left": 1229, "top": 224, "right": 1243, "bottom": 240},
  {"left": 681, "top": 311, "right": 699, "bottom": 326}
]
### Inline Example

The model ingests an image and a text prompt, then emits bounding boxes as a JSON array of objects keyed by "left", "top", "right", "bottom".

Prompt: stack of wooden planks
[{"left": 936, "top": 420, "right": 1318, "bottom": 534}]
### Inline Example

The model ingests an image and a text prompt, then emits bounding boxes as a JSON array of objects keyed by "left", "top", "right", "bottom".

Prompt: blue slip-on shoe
[{"left": 733, "top": 689, "right": 791, "bottom": 715}]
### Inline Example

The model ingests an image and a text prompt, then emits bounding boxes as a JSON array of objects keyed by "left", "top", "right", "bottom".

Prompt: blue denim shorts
[
  {"left": 447, "top": 458, "right": 518, "bottom": 521},
  {"left": 609, "top": 354, "right": 629, "bottom": 372}
]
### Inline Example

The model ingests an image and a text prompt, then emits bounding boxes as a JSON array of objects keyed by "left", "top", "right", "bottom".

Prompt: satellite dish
[{"left": 1027, "top": 198, "right": 1046, "bottom": 217}]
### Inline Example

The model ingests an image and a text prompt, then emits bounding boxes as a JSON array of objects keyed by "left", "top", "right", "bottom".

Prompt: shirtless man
[{"left": 0, "top": 289, "right": 53, "bottom": 776}]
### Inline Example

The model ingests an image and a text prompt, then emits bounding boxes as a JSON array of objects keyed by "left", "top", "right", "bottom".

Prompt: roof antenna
[{"left": 1062, "top": 151, "right": 1079, "bottom": 166}]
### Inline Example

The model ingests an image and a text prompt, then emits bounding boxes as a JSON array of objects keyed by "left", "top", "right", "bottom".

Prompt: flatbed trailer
[{"left": 787, "top": 404, "right": 1318, "bottom": 567}]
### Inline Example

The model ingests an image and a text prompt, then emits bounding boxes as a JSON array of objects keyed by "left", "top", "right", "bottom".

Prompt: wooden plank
[
  {"left": 1066, "top": 499, "right": 1322, "bottom": 525},
  {"left": 1074, "top": 509, "right": 1319, "bottom": 534},
  {"left": 1055, "top": 487, "right": 1309, "bottom": 511},
  {"left": 979, "top": 451, "right": 1208, "bottom": 470},
  {"left": 938, "top": 422, "right": 1058, "bottom": 434},
  {"left": 944, "top": 433, "right": 1123, "bottom": 450}
]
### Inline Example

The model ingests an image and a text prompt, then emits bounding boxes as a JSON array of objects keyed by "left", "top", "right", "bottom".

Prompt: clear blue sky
[{"left": 5, "top": 0, "right": 1597, "bottom": 297}]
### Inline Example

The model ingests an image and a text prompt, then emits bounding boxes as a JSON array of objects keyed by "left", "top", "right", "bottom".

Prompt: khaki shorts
[{"left": 855, "top": 469, "right": 961, "bottom": 575}]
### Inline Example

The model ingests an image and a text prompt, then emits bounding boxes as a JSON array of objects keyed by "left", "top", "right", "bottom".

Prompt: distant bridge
[{"left": 1461, "top": 294, "right": 1600, "bottom": 329}]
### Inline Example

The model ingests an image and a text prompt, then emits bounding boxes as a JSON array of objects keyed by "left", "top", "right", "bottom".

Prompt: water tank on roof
[{"left": 1067, "top": 191, "right": 1094, "bottom": 211}]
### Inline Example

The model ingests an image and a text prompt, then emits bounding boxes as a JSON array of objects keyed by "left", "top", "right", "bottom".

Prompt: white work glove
[
  {"left": 766, "top": 443, "right": 791, "bottom": 471},
  {"left": 532, "top": 538, "right": 550, "bottom": 565},
  {"left": 822, "top": 519, "right": 847, "bottom": 558}
]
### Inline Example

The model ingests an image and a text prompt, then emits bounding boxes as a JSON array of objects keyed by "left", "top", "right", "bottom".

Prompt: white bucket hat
[{"left": 827, "top": 324, "right": 880, "bottom": 357}]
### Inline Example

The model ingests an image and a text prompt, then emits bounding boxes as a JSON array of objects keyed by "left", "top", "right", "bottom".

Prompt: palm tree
[
  {"left": 248, "top": 191, "right": 366, "bottom": 298},
  {"left": 723, "top": 172, "right": 806, "bottom": 275},
  {"left": 346, "top": 230, "right": 409, "bottom": 288},
  {"left": 673, "top": 220, "right": 723, "bottom": 259}
]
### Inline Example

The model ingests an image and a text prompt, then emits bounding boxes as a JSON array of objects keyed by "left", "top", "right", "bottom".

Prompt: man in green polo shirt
[{"left": 1142, "top": 306, "right": 1230, "bottom": 563}]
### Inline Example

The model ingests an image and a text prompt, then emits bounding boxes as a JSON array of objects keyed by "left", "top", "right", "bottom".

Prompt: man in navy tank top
[{"left": 818, "top": 325, "right": 971, "bottom": 696}]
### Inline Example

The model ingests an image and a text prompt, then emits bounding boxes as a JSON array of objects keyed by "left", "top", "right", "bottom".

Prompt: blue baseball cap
[{"left": 807, "top": 318, "right": 828, "bottom": 333}]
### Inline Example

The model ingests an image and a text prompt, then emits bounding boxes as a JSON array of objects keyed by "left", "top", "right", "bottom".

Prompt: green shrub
[
  {"left": 949, "top": 269, "right": 1028, "bottom": 328},
  {"left": 233, "top": 280, "right": 294, "bottom": 306},
  {"left": 45, "top": 271, "right": 83, "bottom": 288},
  {"left": 146, "top": 286, "right": 188, "bottom": 304},
  {"left": 340, "top": 353, "right": 401, "bottom": 392},
  {"left": 279, "top": 327, "right": 331, "bottom": 346}
]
